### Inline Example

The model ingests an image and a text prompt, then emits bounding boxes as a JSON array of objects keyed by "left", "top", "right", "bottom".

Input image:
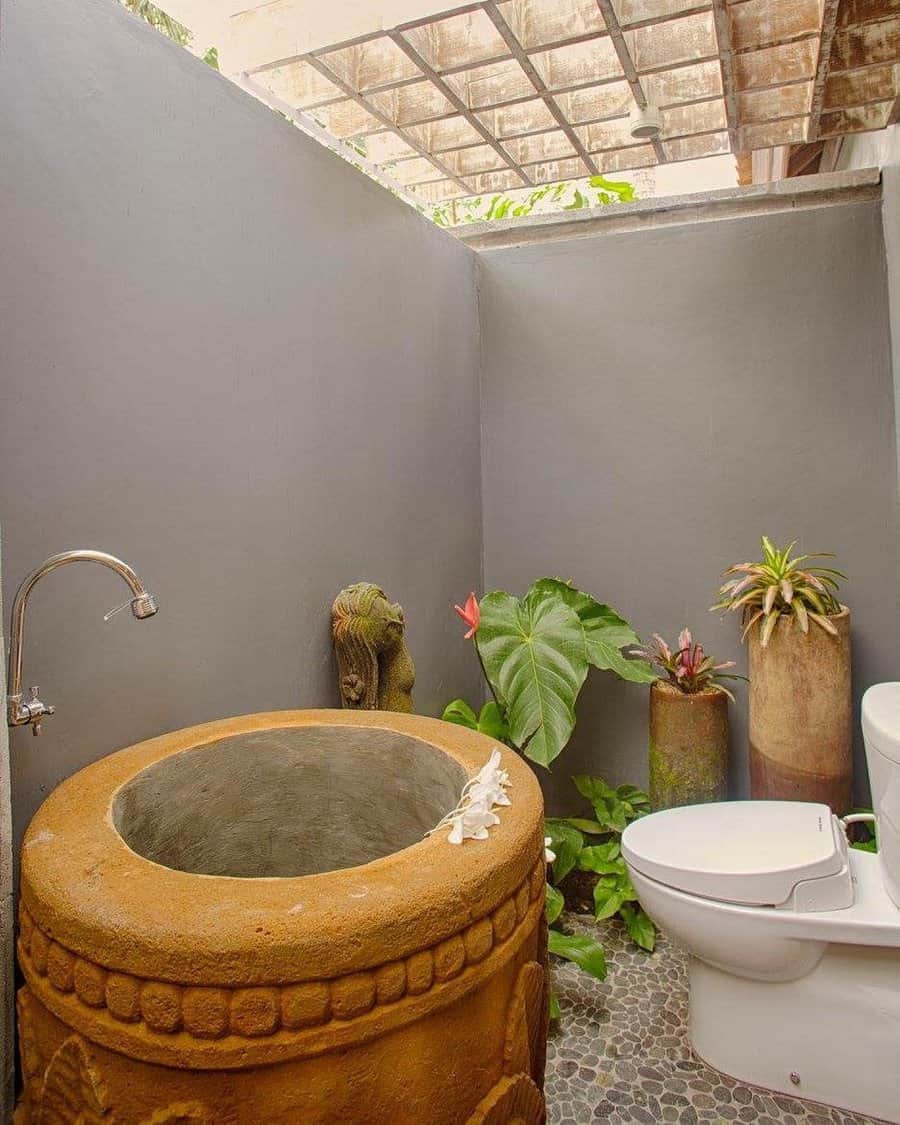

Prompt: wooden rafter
[
  {"left": 593, "top": 0, "right": 666, "bottom": 163},
  {"left": 711, "top": 0, "right": 738, "bottom": 152},
  {"left": 808, "top": 0, "right": 843, "bottom": 141}
]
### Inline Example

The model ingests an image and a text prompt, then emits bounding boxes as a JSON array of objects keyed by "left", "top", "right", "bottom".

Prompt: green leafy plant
[
  {"left": 632, "top": 628, "right": 739, "bottom": 700},
  {"left": 122, "top": 0, "right": 191, "bottom": 45},
  {"left": 545, "top": 776, "right": 656, "bottom": 952},
  {"left": 429, "top": 174, "right": 637, "bottom": 228},
  {"left": 712, "top": 537, "right": 845, "bottom": 647},
  {"left": 446, "top": 578, "right": 653, "bottom": 769},
  {"left": 442, "top": 580, "right": 658, "bottom": 1015},
  {"left": 441, "top": 699, "right": 510, "bottom": 743}
]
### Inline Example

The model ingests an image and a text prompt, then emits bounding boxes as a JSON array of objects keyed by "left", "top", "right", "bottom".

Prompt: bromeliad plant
[
  {"left": 632, "top": 628, "right": 739, "bottom": 700},
  {"left": 712, "top": 537, "right": 845, "bottom": 647},
  {"left": 443, "top": 579, "right": 658, "bottom": 1006}
]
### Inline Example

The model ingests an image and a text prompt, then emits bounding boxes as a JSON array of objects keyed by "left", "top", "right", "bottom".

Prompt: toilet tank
[{"left": 861, "top": 683, "right": 900, "bottom": 908}]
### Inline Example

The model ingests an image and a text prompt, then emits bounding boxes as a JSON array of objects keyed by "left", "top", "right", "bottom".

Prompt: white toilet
[{"left": 621, "top": 681, "right": 900, "bottom": 1122}]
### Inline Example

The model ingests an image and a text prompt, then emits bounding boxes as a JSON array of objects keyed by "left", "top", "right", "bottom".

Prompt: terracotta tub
[{"left": 15, "top": 711, "right": 548, "bottom": 1124}]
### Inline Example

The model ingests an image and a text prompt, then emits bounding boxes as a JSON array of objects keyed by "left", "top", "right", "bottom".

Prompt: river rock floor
[{"left": 545, "top": 916, "right": 885, "bottom": 1125}]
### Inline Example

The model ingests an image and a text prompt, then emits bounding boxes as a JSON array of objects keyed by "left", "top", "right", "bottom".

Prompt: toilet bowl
[{"left": 621, "top": 682, "right": 900, "bottom": 1122}]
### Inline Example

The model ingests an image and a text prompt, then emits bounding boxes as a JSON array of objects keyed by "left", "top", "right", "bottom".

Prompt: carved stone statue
[{"left": 331, "top": 583, "right": 415, "bottom": 712}]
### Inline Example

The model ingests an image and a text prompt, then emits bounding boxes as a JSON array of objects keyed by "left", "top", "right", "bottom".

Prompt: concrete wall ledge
[{"left": 457, "top": 168, "right": 882, "bottom": 251}]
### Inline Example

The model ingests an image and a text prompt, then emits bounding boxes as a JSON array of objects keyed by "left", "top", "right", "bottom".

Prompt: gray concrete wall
[
  {"left": 0, "top": 0, "right": 482, "bottom": 855},
  {"left": 478, "top": 202, "right": 900, "bottom": 811}
]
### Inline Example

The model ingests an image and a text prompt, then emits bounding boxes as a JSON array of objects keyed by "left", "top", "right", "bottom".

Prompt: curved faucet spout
[{"left": 6, "top": 549, "right": 158, "bottom": 734}]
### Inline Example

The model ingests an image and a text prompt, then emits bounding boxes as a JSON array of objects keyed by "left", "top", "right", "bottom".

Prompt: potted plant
[
  {"left": 632, "top": 629, "right": 737, "bottom": 810},
  {"left": 712, "top": 537, "right": 851, "bottom": 812}
]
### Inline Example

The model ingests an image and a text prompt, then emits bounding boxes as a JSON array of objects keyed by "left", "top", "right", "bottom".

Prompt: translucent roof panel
[{"left": 232, "top": 0, "right": 900, "bottom": 211}]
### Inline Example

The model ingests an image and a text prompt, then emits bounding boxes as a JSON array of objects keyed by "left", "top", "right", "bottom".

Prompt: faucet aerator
[{"left": 132, "top": 593, "right": 159, "bottom": 619}]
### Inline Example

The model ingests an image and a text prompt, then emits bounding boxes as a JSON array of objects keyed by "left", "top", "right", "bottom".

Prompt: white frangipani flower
[
  {"left": 446, "top": 799, "right": 501, "bottom": 844},
  {"left": 544, "top": 836, "right": 556, "bottom": 864},
  {"left": 430, "top": 747, "right": 513, "bottom": 845}
]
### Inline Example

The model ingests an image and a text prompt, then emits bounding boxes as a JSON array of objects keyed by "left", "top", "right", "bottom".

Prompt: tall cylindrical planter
[
  {"left": 748, "top": 606, "right": 851, "bottom": 813},
  {"left": 648, "top": 681, "right": 729, "bottom": 810}
]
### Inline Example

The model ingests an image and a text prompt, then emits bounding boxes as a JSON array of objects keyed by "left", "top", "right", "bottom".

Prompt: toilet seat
[{"left": 622, "top": 801, "right": 853, "bottom": 910}]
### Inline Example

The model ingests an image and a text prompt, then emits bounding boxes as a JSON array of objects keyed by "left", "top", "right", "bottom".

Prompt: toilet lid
[{"left": 622, "top": 801, "right": 844, "bottom": 906}]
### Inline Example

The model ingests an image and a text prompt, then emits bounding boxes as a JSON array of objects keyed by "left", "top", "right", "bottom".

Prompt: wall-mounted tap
[{"left": 6, "top": 549, "right": 158, "bottom": 735}]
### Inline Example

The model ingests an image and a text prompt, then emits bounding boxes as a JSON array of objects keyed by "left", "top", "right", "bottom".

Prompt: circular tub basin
[{"left": 15, "top": 710, "right": 548, "bottom": 1124}]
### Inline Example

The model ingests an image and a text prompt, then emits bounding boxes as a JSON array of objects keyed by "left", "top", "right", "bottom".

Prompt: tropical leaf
[
  {"left": 476, "top": 588, "right": 588, "bottom": 767},
  {"left": 559, "top": 817, "right": 610, "bottom": 835},
  {"left": 440, "top": 699, "right": 510, "bottom": 743},
  {"left": 532, "top": 579, "right": 656, "bottom": 683},
  {"left": 619, "top": 903, "right": 656, "bottom": 952},
  {"left": 441, "top": 699, "right": 478, "bottom": 729},
  {"left": 593, "top": 879, "right": 626, "bottom": 920},
  {"left": 544, "top": 819, "right": 584, "bottom": 884},
  {"left": 545, "top": 883, "right": 564, "bottom": 925},
  {"left": 549, "top": 989, "right": 561, "bottom": 1019},
  {"left": 476, "top": 701, "right": 510, "bottom": 742},
  {"left": 548, "top": 930, "right": 607, "bottom": 981},
  {"left": 577, "top": 843, "right": 623, "bottom": 874}
]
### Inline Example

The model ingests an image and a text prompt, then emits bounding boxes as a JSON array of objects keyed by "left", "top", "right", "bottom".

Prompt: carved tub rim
[{"left": 19, "top": 710, "right": 544, "bottom": 987}]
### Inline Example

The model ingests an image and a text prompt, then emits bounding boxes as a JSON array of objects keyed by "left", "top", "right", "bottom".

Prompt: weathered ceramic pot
[
  {"left": 748, "top": 607, "right": 852, "bottom": 812},
  {"left": 648, "top": 681, "right": 729, "bottom": 809},
  {"left": 15, "top": 710, "right": 548, "bottom": 1125}
]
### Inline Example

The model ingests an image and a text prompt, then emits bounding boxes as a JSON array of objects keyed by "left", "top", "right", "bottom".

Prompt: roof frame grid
[{"left": 240, "top": 0, "right": 900, "bottom": 207}]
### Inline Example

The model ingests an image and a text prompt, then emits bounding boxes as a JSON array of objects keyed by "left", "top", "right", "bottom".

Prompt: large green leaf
[
  {"left": 548, "top": 930, "right": 607, "bottom": 981},
  {"left": 532, "top": 579, "right": 656, "bottom": 684},
  {"left": 476, "top": 588, "right": 588, "bottom": 767},
  {"left": 544, "top": 819, "right": 584, "bottom": 884}
]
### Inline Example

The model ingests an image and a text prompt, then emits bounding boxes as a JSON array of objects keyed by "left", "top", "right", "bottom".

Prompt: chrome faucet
[{"left": 6, "top": 549, "right": 158, "bottom": 734}]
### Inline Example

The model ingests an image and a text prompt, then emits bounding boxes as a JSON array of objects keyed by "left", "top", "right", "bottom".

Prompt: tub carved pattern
[{"left": 15, "top": 712, "right": 548, "bottom": 1124}]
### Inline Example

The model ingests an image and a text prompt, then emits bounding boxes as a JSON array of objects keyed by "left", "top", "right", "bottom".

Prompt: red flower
[{"left": 454, "top": 592, "right": 481, "bottom": 639}]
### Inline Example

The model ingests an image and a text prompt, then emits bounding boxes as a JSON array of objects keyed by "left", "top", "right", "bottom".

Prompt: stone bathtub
[{"left": 15, "top": 711, "right": 548, "bottom": 1124}]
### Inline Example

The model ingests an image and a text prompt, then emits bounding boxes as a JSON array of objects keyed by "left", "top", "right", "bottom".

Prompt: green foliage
[
  {"left": 712, "top": 536, "right": 845, "bottom": 647},
  {"left": 548, "top": 929, "right": 608, "bottom": 981},
  {"left": 121, "top": 1, "right": 219, "bottom": 71},
  {"left": 474, "top": 579, "right": 652, "bottom": 767},
  {"left": 440, "top": 699, "right": 510, "bottom": 743},
  {"left": 545, "top": 883, "right": 564, "bottom": 925},
  {"left": 445, "top": 581, "right": 656, "bottom": 1013},
  {"left": 547, "top": 776, "right": 657, "bottom": 954},
  {"left": 122, "top": 0, "right": 191, "bottom": 45},
  {"left": 573, "top": 775, "right": 652, "bottom": 832},
  {"left": 429, "top": 174, "right": 638, "bottom": 228},
  {"left": 477, "top": 588, "right": 588, "bottom": 768},
  {"left": 533, "top": 579, "right": 657, "bottom": 685},
  {"left": 544, "top": 819, "right": 585, "bottom": 884}
]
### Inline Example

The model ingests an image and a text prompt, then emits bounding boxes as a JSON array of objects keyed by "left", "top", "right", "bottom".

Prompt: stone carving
[
  {"left": 332, "top": 583, "right": 414, "bottom": 711},
  {"left": 139, "top": 1102, "right": 218, "bottom": 1124},
  {"left": 17, "top": 856, "right": 545, "bottom": 1046},
  {"left": 503, "top": 962, "right": 546, "bottom": 1081},
  {"left": 16, "top": 711, "right": 548, "bottom": 1122},
  {"left": 35, "top": 1034, "right": 110, "bottom": 1124},
  {"left": 464, "top": 1073, "right": 545, "bottom": 1125}
]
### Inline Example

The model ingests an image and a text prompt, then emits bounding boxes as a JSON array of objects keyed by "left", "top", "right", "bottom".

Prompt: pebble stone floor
[{"left": 545, "top": 915, "right": 887, "bottom": 1125}]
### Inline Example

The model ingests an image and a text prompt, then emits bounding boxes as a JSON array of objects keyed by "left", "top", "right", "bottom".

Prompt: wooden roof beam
[{"left": 809, "top": 0, "right": 842, "bottom": 140}]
